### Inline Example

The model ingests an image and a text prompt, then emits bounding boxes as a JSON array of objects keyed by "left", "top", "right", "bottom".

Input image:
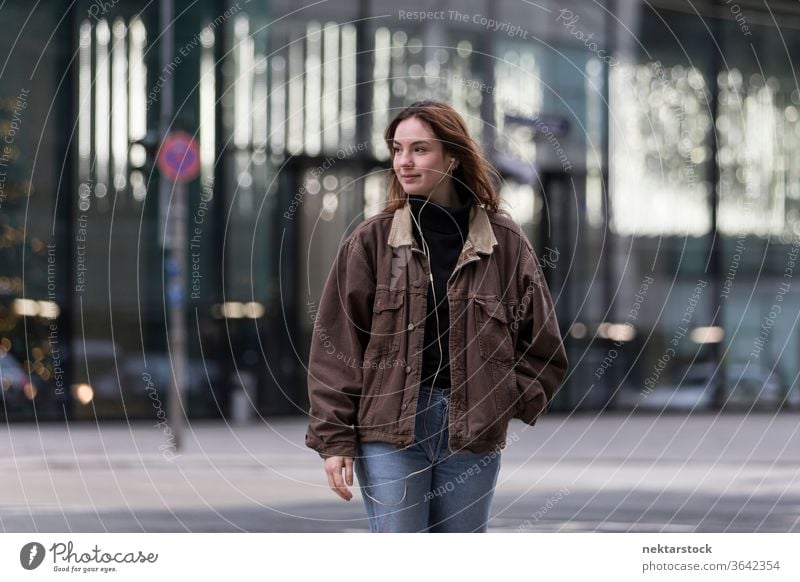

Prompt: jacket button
[
  {"left": 401, "top": 402, "right": 408, "bottom": 410},
  {"left": 407, "top": 323, "right": 415, "bottom": 331},
  {"left": 405, "top": 365, "right": 412, "bottom": 373}
]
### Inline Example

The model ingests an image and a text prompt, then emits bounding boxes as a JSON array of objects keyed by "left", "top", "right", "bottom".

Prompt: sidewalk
[{"left": 1, "top": 412, "right": 798, "bottom": 532}]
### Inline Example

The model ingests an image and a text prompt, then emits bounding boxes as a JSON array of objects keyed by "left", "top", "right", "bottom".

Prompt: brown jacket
[{"left": 305, "top": 201, "right": 568, "bottom": 459}]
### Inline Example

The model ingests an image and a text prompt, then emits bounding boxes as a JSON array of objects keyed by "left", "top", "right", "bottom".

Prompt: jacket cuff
[
  {"left": 515, "top": 381, "right": 546, "bottom": 425},
  {"left": 307, "top": 437, "right": 357, "bottom": 460}
]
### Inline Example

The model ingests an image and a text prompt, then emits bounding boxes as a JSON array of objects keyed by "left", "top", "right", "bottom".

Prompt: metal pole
[
  {"left": 709, "top": 2, "right": 725, "bottom": 409},
  {"left": 167, "top": 182, "right": 188, "bottom": 452},
  {"left": 160, "top": 0, "right": 187, "bottom": 452}
]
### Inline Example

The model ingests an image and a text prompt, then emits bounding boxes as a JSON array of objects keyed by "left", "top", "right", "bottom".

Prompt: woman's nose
[{"left": 397, "top": 151, "right": 413, "bottom": 166}]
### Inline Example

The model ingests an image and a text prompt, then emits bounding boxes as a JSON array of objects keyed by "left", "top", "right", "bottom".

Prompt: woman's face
[{"left": 391, "top": 116, "right": 454, "bottom": 199}]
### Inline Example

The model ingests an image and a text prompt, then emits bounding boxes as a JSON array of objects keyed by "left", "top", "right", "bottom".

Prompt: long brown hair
[{"left": 382, "top": 100, "right": 504, "bottom": 214}]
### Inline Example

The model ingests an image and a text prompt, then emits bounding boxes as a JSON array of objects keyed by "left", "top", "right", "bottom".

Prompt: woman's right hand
[{"left": 324, "top": 456, "right": 354, "bottom": 501}]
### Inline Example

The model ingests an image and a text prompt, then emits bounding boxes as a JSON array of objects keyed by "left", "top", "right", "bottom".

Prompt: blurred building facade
[{"left": 2, "top": 0, "right": 800, "bottom": 422}]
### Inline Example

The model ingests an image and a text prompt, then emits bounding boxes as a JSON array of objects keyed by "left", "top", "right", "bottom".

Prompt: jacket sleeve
[
  {"left": 305, "top": 235, "right": 375, "bottom": 459},
  {"left": 512, "top": 245, "right": 569, "bottom": 425}
]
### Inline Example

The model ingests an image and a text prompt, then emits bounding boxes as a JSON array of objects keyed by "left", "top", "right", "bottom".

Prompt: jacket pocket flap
[
  {"left": 474, "top": 295, "right": 508, "bottom": 323},
  {"left": 373, "top": 290, "right": 404, "bottom": 313}
]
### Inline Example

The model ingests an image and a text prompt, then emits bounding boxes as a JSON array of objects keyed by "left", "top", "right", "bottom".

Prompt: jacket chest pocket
[
  {"left": 365, "top": 288, "right": 405, "bottom": 359},
  {"left": 474, "top": 295, "right": 514, "bottom": 365}
]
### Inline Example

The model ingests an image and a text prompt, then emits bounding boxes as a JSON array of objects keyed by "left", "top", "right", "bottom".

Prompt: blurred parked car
[
  {"left": 86, "top": 352, "right": 224, "bottom": 418},
  {"left": 0, "top": 352, "right": 35, "bottom": 402},
  {"left": 725, "top": 362, "right": 799, "bottom": 410},
  {"left": 617, "top": 361, "right": 798, "bottom": 411},
  {"left": 616, "top": 362, "right": 717, "bottom": 411}
]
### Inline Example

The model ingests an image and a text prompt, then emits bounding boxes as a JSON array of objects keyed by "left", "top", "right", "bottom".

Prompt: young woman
[{"left": 306, "top": 100, "right": 568, "bottom": 532}]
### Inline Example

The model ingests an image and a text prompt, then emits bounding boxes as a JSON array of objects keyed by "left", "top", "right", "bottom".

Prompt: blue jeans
[{"left": 354, "top": 384, "right": 502, "bottom": 532}]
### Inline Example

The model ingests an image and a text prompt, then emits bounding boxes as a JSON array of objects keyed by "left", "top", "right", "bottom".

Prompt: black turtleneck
[{"left": 407, "top": 186, "right": 472, "bottom": 392}]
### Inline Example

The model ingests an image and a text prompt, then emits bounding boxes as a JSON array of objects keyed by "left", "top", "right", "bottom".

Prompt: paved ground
[{"left": 1, "top": 412, "right": 799, "bottom": 532}]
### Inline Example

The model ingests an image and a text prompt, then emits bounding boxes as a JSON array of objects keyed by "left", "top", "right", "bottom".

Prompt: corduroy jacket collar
[{"left": 386, "top": 201, "right": 498, "bottom": 255}]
